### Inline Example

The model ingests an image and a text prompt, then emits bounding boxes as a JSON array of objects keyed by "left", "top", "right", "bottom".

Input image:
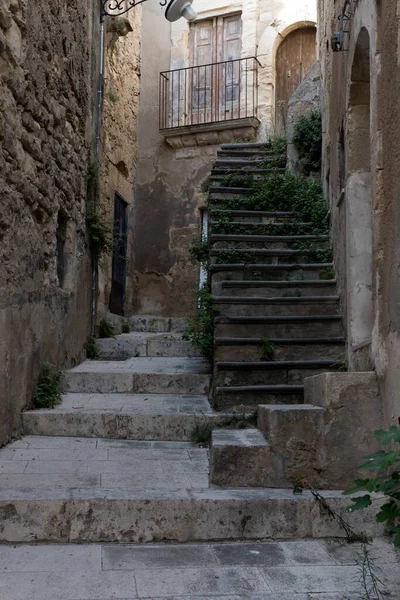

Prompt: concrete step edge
[
  {"left": 215, "top": 336, "right": 345, "bottom": 345},
  {"left": 220, "top": 280, "right": 337, "bottom": 287},
  {"left": 213, "top": 296, "right": 340, "bottom": 304},
  {"left": 216, "top": 385, "right": 304, "bottom": 394},
  {"left": 216, "top": 360, "right": 344, "bottom": 370},
  {"left": 210, "top": 263, "right": 333, "bottom": 272},
  {"left": 211, "top": 234, "right": 329, "bottom": 242}
]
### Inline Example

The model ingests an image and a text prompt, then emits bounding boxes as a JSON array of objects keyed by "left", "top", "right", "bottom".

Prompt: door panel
[
  {"left": 221, "top": 15, "right": 242, "bottom": 120},
  {"left": 110, "top": 194, "right": 128, "bottom": 317},
  {"left": 190, "top": 20, "right": 214, "bottom": 124},
  {"left": 275, "top": 27, "right": 316, "bottom": 132}
]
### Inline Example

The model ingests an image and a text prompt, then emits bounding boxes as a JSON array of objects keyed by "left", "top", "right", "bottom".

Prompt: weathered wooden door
[
  {"left": 109, "top": 194, "right": 128, "bottom": 317},
  {"left": 275, "top": 26, "right": 316, "bottom": 132},
  {"left": 189, "top": 14, "right": 242, "bottom": 124},
  {"left": 220, "top": 15, "right": 242, "bottom": 120}
]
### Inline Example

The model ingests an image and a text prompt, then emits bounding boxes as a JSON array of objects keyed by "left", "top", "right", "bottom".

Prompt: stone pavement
[{"left": 0, "top": 539, "right": 398, "bottom": 599}]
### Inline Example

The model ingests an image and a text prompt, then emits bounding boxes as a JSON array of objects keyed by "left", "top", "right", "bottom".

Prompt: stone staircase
[
  {"left": 0, "top": 314, "right": 379, "bottom": 544},
  {"left": 207, "top": 142, "right": 346, "bottom": 488}
]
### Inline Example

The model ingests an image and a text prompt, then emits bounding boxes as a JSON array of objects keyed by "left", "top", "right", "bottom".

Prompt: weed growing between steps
[
  {"left": 32, "top": 362, "right": 63, "bottom": 409},
  {"left": 191, "top": 413, "right": 257, "bottom": 444},
  {"left": 86, "top": 336, "right": 100, "bottom": 359},
  {"left": 182, "top": 284, "right": 220, "bottom": 360},
  {"left": 122, "top": 319, "right": 130, "bottom": 334},
  {"left": 98, "top": 318, "right": 115, "bottom": 338},
  {"left": 260, "top": 337, "right": 276, "bottom": 360}
]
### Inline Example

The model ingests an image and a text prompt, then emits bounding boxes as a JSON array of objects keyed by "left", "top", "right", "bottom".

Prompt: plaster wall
[
  {"left": 319, "top": 0, "right": 400, "bottom": 425},
  {"left": 0, "top": 0, "right": 99, "bottom": 445}
]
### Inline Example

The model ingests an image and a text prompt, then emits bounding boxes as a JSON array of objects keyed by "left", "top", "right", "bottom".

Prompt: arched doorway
[
  {"left": 275, "top": 25, "right": 317, "bottom": 132},
  {"left": 345, "top": 27, "right": 373, "bottom": 370}
]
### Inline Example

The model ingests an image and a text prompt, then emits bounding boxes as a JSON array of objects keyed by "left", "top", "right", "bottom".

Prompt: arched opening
[
  {"left": 274, "top": 25, "right": 317, "bottom": 132},
  {"left": 345, "top": 27, "right": 373, "bottom": 370}
]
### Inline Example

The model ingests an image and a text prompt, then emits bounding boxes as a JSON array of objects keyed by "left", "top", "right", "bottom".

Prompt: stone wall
[
  {"left": 97, "top": 13, "right": 141, "bottom": 318},
  {"left": 319, "top": 0, "right": 400, "bottom": 426},
  {"left": 0, "top": 0, "right": 99, "bottom": 446}
]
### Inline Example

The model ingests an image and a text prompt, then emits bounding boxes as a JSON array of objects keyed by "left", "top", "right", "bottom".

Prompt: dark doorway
[{"left": 109, "top": 193, "right": 128, "bottom": 316}]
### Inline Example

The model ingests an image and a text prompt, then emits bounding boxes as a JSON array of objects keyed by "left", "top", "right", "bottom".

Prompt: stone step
[
  {"left": 214, "top": 315, "right": 343, "bottom": 339},
  {"left": 213, "top": 296, "right": 340, "bottom": 317},
  {"left": 213, "top": 279, "right": 337, "bottom": 297},
  {"left": 214, "top": 337, "right": 345, "bottom": 362},
  {"left": 215, "top": 384, "right": 304, "bottom": 410},
  {"left": 220, "top": 142, "right": 271, "bottom": 149},
  {"left": 210, "top": 222, "right": 312, "bottom": 234},
  {"left": 210, "top": 248, "right": 317, "bottom": 266},
  {"left": 23, "top": 394, "right": 236, "bottom": 442},
  {"left": 217, "top": 148, "right": 274, "bottom": 157},
  {"left": 209, "top": 209, "right": 295, "bottom": 223},
  {"left": 210, "top": 405, "right": 327, "bottom": 488},
  {"left": 211, "top": 234, "right": 328, "bottom": 244},
  {"left": 210, "top": 169, "right": 284, "bottom": 181},
  {"left": 214, "top": 159, "right": 267, "bottom": 167},
  {"left": 208, "top": 186, "right": 253, "bottom": 196},
  {"left": 63, "top": 358, "right": 211, "bottom": 395},
  {"left": 129, "top": 316, "right": 187, "bottom": 333},
  {"left": 215, "top": 360, "right": 343, "bottom": 388},
  {"left": 210, "top": 428, "right": 275, "bottom": 487},
  {"left": 97, "top": 332, "right": 200, "bottom": 360},
  {"left": 211, "top": 263, "right": 334, "bottom": 282},
  {"left": 0, "top": 435, "right": 380, "bottom": 542}
]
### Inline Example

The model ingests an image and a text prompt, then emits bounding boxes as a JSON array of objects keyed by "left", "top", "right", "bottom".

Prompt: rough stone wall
[
  {"left": 97, "top": 13, "right": 141, "bottom": 318},
  {"left": 319, "top": 0, "right": 400, "bottom": 425},
  {"left": 0, "top": 0, "right": 99, "bottom": 446}
]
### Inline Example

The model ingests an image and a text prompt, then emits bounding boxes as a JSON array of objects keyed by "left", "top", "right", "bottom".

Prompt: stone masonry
[{"left": 0, "top": 0, "right": 100, "bottom": 446}]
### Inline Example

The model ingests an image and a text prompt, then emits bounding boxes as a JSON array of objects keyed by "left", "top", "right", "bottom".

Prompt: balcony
[{"left": 159, "top": 57, "right": 261, "bottom": 148}]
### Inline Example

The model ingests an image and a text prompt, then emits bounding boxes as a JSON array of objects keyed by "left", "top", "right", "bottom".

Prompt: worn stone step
[
  {"left": 217, "top": 149, "right": 274, "bottom": 157},
  {"left": 210, "top": 248, "right": 317, "bottom": 266},
  {"left": 215, "top": 384, "right": 304, "bottom": 410},
  {"left": 23, "top": 394, "right": 235, "bottom": 442},
  {"left": 214, "top": 159, "right": 267, "bottom": 167},
  {"left": 214, "top": 337, "right": 345, "bottom": 362},
  {"left": 210, "top": 169, "right": 284, "bottom": 181},
  {"left": 220, "top": 142, "right": 271, "bottom": 149},
  {"left": 213, "top": 296, "right": 340, "bottom": 317},
  {"left": 210, "top": 429, "right": 277, "bottom": 487},
  {"left": 214, "top": 315, "right": 343, "bottom": 339},
  {"left": 210, "top": 263, "right": 333, "bottom": 282},
  {"left": 63, "top": 358, "right": 211, "bottom": 395},
  {"left": 213, "top": 279, "right": 337, "bottom": 297},
  {"left": 215, "top": 361, "right": 342, "bottom": 387},
  {"left": 210, "top": 222, "right": 312, "bottom": 234},
  {"left": 97, "top": 332, "right": 200, "bottom": 360},
  {"left": 0, "top": 434, "right": 380, "bottom": 542},
  {"left": 211, "top": 234, "right": 328, "bottom": 244},
  {"left": 208, "top": 186, "right": 253, "bottom": 196},
  {"left": 209, "top": 209, "right": 295, "bottom": 223},
  {"left": 129, "top": 316, "right": 187, "bottom": 333}
]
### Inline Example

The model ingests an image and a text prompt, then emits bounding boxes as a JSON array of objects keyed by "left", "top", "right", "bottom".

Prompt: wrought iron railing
[{"left": 159, "top": 56, "right": 260, "bottom": 130}]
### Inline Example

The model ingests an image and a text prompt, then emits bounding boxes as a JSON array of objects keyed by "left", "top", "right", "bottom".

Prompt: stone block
[
  {"left": 195, "top": 131, "right": 220, "bottom": 146},
  {"left": 210, "top": 428, "right": 286, "bottom": 487},
  {"left": 258, "top": 405, "right": 325, "bottom": 486},
  {"left": 218, "top": 129, "right": 235, "bottom": 144}
]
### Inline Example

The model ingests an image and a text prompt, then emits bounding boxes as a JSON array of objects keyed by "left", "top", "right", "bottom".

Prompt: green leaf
[
  {"left": 376, "top": 501, "right": 400, "bottom": 524},
  {"left": 347, "top": 494, "right": 372, "bottom": 512},
  {"left": 343, "top": 479, "right": 370, "bottom": 495},
  {"left": 375, "top": 426, "right": 400, "bottom": 445},
  {"left": 394, "top": 527, "right": 400, "bottom": 548}
]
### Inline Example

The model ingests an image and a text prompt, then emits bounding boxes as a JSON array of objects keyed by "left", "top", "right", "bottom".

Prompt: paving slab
[{"left": 0, "top": 540, "right": 398, "bottom": 600}]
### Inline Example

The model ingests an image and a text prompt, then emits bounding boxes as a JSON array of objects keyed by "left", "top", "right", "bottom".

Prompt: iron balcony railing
[{"left": 159, "top": 56, "right": 260, "bottom": 131}]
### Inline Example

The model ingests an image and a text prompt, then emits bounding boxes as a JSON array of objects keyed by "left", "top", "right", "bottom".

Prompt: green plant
[
  {"left": 99, "top": 317, "right": 116, "bottom": 339},
  {"left": 122, "top": 320, "right": 130, "bottom": 334},
  {"left": 344, "top": 424, "right": 400, "bottom": 547},
  {"left": 86, "top": 336, "right": 100, "bottom": 359},
  {"left": 220, "top": 173, "right": 254, "bottom": 188},
  {"left": 183, "top": 284, "right": 220, "bottom": 360},
  {"left": 106, "top": 91, "right": 119, "bottom": 103},
  {"left": 87, "top": 205, "right": 115, "bottom": 258},
  {"left": 356, "top": 543, "right": 387, "bottom": 600},
  {"left": 190, "top": 413, "right": 257, "bottom": 444},
  {"left": 261, "top": 337, "right": 276, "bottom": 361},
  {"left": 189, "top": 236, "right": 209, "bottom": 265},
  {"left": 32, "top": 361, "right": 63, "bottom": 409},
  {"left": 293, "top": 108, "right": 322, "bottom": 174},
  {"left": 282, "top": 289, "right": 302, "bottom": 298},
  {"left": 320, "top": 267, "right": 335, "bottom": 280},
  {"left": 213, "top": 249, "right": 253, "bottom": 265},
  {"left": 268, "top": 134, "right": 287, "bottom": 169}
]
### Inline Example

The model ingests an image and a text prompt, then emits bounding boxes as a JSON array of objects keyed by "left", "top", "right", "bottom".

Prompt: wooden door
[
  {"left": 220, "top": 15, "right": 242, "bottom": 120},
  {"left": 189, "top": 14, "right": 242, "bottom": 124},
  {"left": 190, "top": 20, "right": 215, "bottom": 124},
  {"left": 109, "top": 194, "right": 128, "bottom": 317},
  {"left": 275, "top": 27, "right": 316, "bottom": 132}
]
